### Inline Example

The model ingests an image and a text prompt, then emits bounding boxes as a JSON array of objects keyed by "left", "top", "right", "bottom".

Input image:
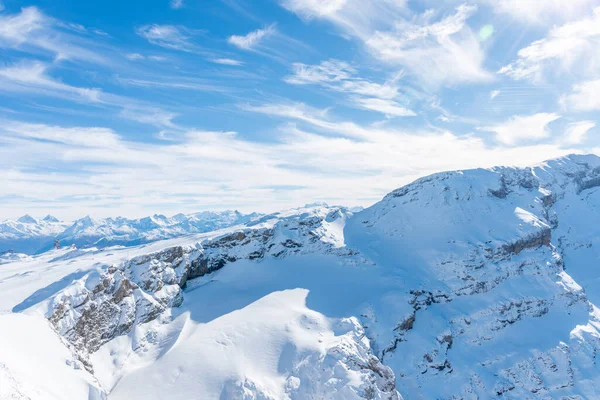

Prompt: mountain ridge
[{"left": 0, "top": 210, "right": 262, "bottom": 255}]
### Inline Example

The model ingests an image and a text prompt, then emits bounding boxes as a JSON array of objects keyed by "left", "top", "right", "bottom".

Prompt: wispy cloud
[
  {"left": 285, "top": 60, "right": 355, "bottom": 85},
  {"left": 564, "top": 120, "right": 596, "bottom": 145},
  {"left": 0, "top": 61, "right": 101, "bottom": 102},
  {"left": 120, "top": 107, "right": 179, "bottom": 129},
  {"left": 480, "top": 113, "right": 561, "bottom": 145},
  {"left": 126, "top": 53, "right": 168, "bottom": 61},
  {"left": 353, "top": 97, "right": 416, "bottom": 117},
  {"left": 0, "top": 61, "right": 188, "bottom": 130},
  {"left": 561, "top": 79, "right": 600, "bottom": 111},
  {"left": 212, "top": 58, "right": 244, "bottom": 66},
  {"left": 1, "top": 120, "right": 121, "bottom": 148},
  {"left": 0, "top": 6, "right": 45, "bottom": 45},
  {"left": 284, "top": 59, "right": 415, "bottom": 117},
  {"left": 281, "top": 2, "right": 490, "bottom": 87},
  {"left": 170, "top": 0, "right": 184, "bottom": 9},
  {"left": 281, "top": 0, "right": 348, "bottom": 19},
  {"left": 365, "top": 5, "right": 492, "bottom": 86},
  {"left": 136, "top": 24, "right": 194, "bottom": 51},
  {"left": 285, "top": 60, "right": 400, "bottom": 99},
  {"left": 477, "top": 0, "right": 597, "bottom": 25},
  {"left": 228, "top": 24, "right": 276, "bottom": 50},
  {"left": 0, "top": 7, "right": 108, "bottom": 64},
  {"left": 118, "top": 76, "right": 233, "bottom": 93},
  {"left": 126, "top": 53, "right": 145, "bottom": 60},
  {"left": 499, "top": 8, "right": 600, "bottom": 82},
  {"left": 281, "top": 0, "right": 406, "bottom": 36}
]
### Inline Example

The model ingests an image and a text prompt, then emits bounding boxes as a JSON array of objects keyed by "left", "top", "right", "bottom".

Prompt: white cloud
[
  {"left": 0, "top": 113, "right": 578, "bottom": 219},
  {"left": 561, "top": 79, "right": 600, "bottom": 111},
  {"left": 281, "top": 0, "right": 348, "bottom": 19},
  {"left": 285, "top": 60, "right": 401, "bottom": 98},
  {"left": 170, "top": 0, "right": 184, "bottom": 9},
  {"left": 0, "top": 62, "right": 187, "bottom": 130},
  {"left": 564, "top": 121, "right": 596, "bottom": 145},
  {"left": 499, "top": 8, "right": 600, "bottom": 82},
  {"left": 285, "top": 60, "right": 355, "bottom": 85},
  {"left": 353, "top": 97, "right": 416, "bottom": 117},
  {"left": 118, "top": 76, "right": 231, "bottom": 93},
  {"left": 281, "top": 0, "right": 405, "bottom": 37},
  {"left": 126, "top": 53, "right": 168, "bottom": 62},
  {"left": 0, "top": 7, "right": 108, "bottom": 64},
  {"left": 0, "top": 6, "right": 44, "bottom": 44},
  {"left": 136, "top": 24, "right": 193, "bottom": 51},
  {"left": 284, "top": 59, "right": 415, "bottom": 117},
  {"left": 119, "top": 107, "right": 179, "bottom": 129},
  {"left": 480, "top": 113, "right": 561, "bottom": 145},
  {"left": 228, "top": 25, "right": 276, "bottom": 50},
  {"left": 366, "top": 5, "right": 492, "bottom": 86},
  {"left": 2, "top": 121, "right": 121, "bottom": 148},
  {"left": 490, "top": 90, "right": 500, "bottom": 99},
  {"left": 212, "top": 58, "right": 244, "bottom": 66},
  {"left": 281, "top": 2, "right": 490, "bottom": 86},
  {"left": 478, "top": 0, "right": 597, "bottom": 25},
  {"left": 126, "top": 53, "right": 145, "bottom": 60},
  {"left": 0, "top": 61, "right": 101, "bottom": 102}
]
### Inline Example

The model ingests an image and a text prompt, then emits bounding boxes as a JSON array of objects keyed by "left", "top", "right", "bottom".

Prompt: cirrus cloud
[
  {"left": 228, "top": 25, "right": 276, "bottom": 50},
  {"left": 499, "top": 8, "right": 600, "bottom": 82}
]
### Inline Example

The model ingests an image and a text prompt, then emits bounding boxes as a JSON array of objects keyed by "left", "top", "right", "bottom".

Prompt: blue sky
[{"left": 1, "top": 0, "right": 599, "bottom": 220}]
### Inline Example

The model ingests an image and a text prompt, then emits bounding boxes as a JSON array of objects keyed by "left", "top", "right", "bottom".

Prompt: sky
[{"left": 0, "top": 0, "right": 599, "bottom": 220}]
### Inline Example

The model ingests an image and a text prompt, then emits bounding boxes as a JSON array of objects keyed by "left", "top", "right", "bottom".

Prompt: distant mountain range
[{"left": 0, "top": 211, "right": 260, "bottom": 254}]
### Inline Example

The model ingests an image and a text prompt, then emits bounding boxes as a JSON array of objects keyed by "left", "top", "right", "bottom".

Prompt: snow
[
  {"left": 0, "top": 313, "right": 104, "bottom": 399},
  {"left": 0, "top": 216, "right": 69, "bottom": 254},
  {"left": 106, "top": 288, "right": 394, "bottom": 400},
  {"left": 0, "top": 210, "right": 260, "bottom": 255},
  {"left": 4, "top": 154, "right": 600, "bottom": 399}
]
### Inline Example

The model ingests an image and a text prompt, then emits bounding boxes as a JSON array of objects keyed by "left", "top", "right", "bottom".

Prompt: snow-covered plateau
[{"left": 3, "top": 154, "right": 600, "bottom": 399}]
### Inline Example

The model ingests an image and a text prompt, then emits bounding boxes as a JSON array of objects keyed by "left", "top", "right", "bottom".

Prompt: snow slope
[
  {"left": 0, "top": 314, "right": 104, "bottom": 400},
  {"left": 4, "top": 154, "right": 600, "bottom": 399},
  {"left": 107, "top": 289, "right": 397, "bottom": 400}
]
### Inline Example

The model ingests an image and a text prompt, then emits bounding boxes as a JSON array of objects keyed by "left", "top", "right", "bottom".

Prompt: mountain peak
[
  {"left": 17, "top": 214, "right": 37, "bottom": 224},
  {"left": 43, "top": 215, "right": 60, "bottom": 223}
]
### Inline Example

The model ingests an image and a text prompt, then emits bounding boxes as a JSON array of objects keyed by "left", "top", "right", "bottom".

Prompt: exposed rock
[
  {"left": 501, "top": 228, "right": 552, "bottom": 255},
  {"left": 46, "top": 205, "right": 359, "bottom": 363}
]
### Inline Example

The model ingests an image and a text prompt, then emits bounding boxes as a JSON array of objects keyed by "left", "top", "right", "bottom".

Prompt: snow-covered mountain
[
  {"left": 4, "top": 154, "right": 600, "bottom": 399},
  {"left": 0, "top": 215, "right": 70, "bottom": 255},
  {"left": 0, "top": 211, "right": 260, "bottom": 255}
]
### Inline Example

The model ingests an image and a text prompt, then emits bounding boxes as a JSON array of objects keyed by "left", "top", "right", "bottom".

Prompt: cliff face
[{"left": 344, "top": 154, "right": 600, "bottom": 399}]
